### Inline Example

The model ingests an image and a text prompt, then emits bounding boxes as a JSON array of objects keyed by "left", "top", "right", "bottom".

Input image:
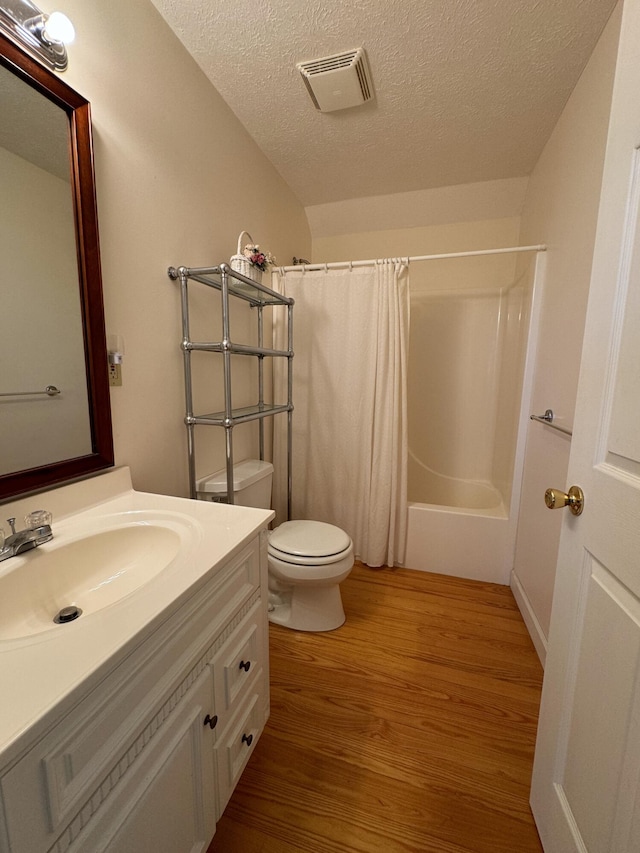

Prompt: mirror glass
[{"left": 0, "top": 33, "right": 113, "bottom": 500}]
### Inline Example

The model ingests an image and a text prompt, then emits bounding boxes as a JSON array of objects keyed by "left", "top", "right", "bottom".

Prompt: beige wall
[
  {"left": 53, "top": 0, "right": 311, "bottom": 497},
  {"left": 511, "top": 2, "right": 622, "bottom": 658},
  {"left": 307, "top": 177, "right": 528, "bottom": 240},
  {"left": 312, "top": 213, "right": 523, "bottom": 264}
]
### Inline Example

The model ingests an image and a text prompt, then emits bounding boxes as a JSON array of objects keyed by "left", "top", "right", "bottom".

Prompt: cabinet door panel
[{"left": 98, "top": 670, "right": 216, "bottom": 853}]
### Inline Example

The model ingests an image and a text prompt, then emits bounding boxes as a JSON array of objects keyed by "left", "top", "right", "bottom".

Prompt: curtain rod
[{"left": 277, "top": 244, "right": 546, "bottom": 273}]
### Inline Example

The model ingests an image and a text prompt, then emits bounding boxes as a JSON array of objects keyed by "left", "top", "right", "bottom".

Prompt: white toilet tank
[{"left": 196, "top": 459, "right": 273, "bottom": 508}]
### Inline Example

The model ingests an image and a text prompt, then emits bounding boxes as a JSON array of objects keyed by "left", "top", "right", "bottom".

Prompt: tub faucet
[{"left": 0, "top": 510, "right": 53, "bottom": 562}]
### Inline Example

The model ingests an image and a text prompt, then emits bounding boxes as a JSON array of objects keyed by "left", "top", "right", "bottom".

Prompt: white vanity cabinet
[{"left": 0, "top": 530, "right": 270, "bottom": 853}]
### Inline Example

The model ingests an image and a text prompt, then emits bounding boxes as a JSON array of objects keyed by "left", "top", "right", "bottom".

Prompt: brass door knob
[{"left": 544, "top": 485, "right": 584, "bottom": 516}]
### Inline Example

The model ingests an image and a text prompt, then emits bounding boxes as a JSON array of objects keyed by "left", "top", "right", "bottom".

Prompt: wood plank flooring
[{"left": 208, "top": 563, "right": 544, "bottom": 853}]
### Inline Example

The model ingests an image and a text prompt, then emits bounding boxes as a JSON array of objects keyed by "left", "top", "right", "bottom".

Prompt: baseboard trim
[{"left": 510, "top": 569, "right": 547, "bottom": 668}]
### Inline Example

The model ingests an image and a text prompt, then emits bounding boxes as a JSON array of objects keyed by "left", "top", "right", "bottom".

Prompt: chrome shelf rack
[{"left": 168, "top": 263, "right": 294, "bottom": 515}]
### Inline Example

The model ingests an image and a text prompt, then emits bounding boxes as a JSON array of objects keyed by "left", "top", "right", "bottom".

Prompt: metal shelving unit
[{"left": 168, "top": 263, "right": 294, "bottom": 516}]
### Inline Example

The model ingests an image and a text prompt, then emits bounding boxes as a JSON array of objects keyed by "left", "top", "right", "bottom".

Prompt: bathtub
[
  {"left": 404, "top": 452, "right": 511, "bottom": 585},
  {"left": 403, "top": 500, "right": 511, "bottom": 585}
]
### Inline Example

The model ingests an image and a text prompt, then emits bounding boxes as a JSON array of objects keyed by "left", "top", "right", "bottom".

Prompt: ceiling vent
[{"left": 297, "top": 48, "right": 374, "bottom": 113}]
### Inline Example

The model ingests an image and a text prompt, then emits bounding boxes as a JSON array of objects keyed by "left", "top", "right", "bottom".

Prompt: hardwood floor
[{"left": 208, "top": 563, "right": 544, "bottom": 853}]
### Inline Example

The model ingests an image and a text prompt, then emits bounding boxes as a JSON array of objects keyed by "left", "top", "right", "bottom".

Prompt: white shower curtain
[{"left": 272, "top": 260, "right": 409, "bottom": 567}]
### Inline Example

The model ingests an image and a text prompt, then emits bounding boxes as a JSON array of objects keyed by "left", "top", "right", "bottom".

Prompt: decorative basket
[{"left": 230, "top": 231, "right": 263, "bottom": 283}]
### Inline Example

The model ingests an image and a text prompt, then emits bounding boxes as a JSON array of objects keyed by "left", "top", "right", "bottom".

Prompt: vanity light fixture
[{"left": 0, "top": 0, "right": 74, "bottom": 71}]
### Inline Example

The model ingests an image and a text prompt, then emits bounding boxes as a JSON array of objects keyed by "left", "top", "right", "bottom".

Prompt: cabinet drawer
[
  {"left": 215, "top": 692, "right": 265, "bottom": 816},
  {"left": 212, "top": 600, "right": 264, "bottom": 726}
]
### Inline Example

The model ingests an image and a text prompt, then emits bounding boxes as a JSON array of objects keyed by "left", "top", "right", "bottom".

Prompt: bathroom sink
[{"left": 0, "top": 515, "right": 196, "bottom": 642}]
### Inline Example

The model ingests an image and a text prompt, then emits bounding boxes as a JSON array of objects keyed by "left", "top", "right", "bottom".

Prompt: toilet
[
  {"left": 196, "top": 460, "right": 354, "bottom": 632},
  {"left": 267, "top": 519, "right": 354, "bottom": 631}
]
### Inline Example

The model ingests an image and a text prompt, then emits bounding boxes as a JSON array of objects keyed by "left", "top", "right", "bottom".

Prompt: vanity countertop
[{"left": 0, "top": 467, "right": 273, "bottom": 770}]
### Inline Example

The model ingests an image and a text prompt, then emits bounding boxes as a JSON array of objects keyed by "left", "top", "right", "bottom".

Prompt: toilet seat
[
  {"left": 268, "top": 545, "right": 353, "bottom": 567},
  {"left": 268, "top": 520, "right": 352, "bottom": 566}
]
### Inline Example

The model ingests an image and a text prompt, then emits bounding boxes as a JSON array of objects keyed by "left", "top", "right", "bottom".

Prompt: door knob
[{"left": 544, "top": 485, "right": 584, "bottom": 516}]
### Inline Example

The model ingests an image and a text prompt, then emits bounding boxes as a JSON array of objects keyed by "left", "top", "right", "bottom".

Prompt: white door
[{"left": 530, "top": 1, "right": 640, "bottom": 850}]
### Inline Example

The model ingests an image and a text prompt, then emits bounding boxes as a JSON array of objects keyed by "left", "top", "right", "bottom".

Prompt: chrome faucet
[{"left": 0, "top": 510, "right": 53, "bottom": 562}]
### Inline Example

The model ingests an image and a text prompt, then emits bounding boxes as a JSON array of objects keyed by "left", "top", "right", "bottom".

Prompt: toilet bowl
[
  {"left": 196, "top": 461, "right": 354, "bottom": 632},
  {"left": 268, "top": 520, "right": 354, "bottom": 632}
]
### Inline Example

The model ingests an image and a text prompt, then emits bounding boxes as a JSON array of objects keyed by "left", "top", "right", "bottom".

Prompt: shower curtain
[{"left": 272, "top": 260, "right": 409, "bottom": 567}]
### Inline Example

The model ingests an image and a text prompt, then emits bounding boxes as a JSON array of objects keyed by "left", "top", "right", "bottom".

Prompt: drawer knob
[
  {"left": 203, "top": 713, "right": 218, "bottom": 730},
  {"left": 241, "top": 732, "right": 253, "bottom": 747},
  {"left": 239, "top": 660, "right": 251, "bottom": 672}
]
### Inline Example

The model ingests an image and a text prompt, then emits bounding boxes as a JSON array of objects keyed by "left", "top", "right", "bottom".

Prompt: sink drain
[{"left": 54, "top": 605, "right": 83, "bottom": 624}]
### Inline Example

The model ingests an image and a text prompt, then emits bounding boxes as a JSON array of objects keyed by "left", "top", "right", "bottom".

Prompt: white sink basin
[{"left": 0, "top": 514, "right": 198, "bottom": 641}]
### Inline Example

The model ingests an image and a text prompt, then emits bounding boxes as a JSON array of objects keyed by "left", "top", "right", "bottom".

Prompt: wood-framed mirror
[{"left": 0, "top": 31, "right": 113, "bottom": 501}]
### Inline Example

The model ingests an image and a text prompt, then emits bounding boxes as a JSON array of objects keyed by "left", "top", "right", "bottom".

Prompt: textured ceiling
[
  {"left": 149, "top": 0, "right": 618, "bottom": 207},
  {"left": 0, "top": 63, "right": 69, "bottom": 180}
]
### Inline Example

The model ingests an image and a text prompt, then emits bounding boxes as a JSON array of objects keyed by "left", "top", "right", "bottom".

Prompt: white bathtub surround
[
  {"left": 407, "top": 253, "right": 532, "bottom": 513},
  {"left": 272, "top": 261, "right": 409, "bottom": 567},
  {"left": 401, "top": 248, "right": 545, "bottom": 585},
  {"left": 408, "top": 450, "right": 504, "bottom": 508}
]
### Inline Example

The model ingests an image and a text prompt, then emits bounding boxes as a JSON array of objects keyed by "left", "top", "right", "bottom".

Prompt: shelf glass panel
[
  {"left": 184, "top": 266, "right": 293, "bottom": 307},
  {"left": 193, "top": 403, "right": 291, "bottom": 425}
]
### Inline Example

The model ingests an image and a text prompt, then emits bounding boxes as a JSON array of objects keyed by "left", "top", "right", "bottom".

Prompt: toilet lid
[{"left": 269, "top": 520, "right": 351, "bottom": 558}]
